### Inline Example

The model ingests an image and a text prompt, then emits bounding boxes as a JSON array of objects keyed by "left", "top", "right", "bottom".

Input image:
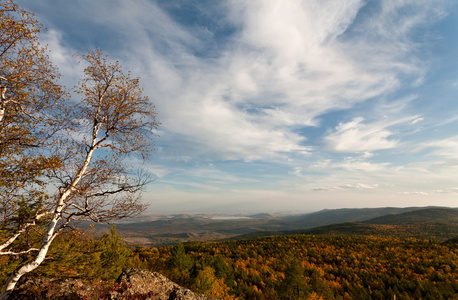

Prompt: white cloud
[
  {"left": 422, "top": 136, "right": 458, "bottom": 159},
  {"left": 106, "top": 0, "right": 443, "bottom": 161},
  {"left": 410, "top": 117, "right": 424, "bottom": 125},
  {"left": 181, "top": 167, "right": 260, "bottom": 184},
  {"left": 434, "top": 188, "right": 458, "bottom": 194},
  {"left": 399, "top": 191, "right": 428, "bottom": 196},
  {"left": 407, "top": 136, "right": 458, "bottom": 180},
  {"left": 34, "top": 0, "right": 443, "bottom": 162},
  {"left": 225, "top": 0, "right": 393, "bottom": 114},
  {"left": 323, "top": 109, "right": 425, "bottom": 153},
  {"left": 40, "top": 29, "right": 82, "bottom": 87},
  {"left": 324, "top": 117, "right": 399, "bottom": 153},
  {"left": 313, "top": 183, "right": 378, "bottom": 192},
  {"left": 311, "top": 157, "right": 390, "bottom": 173},
  {"left": 144, "top": 165, "right": 171, "bottom": 179},
  {"left": 291, "top": 167, "right": 303, "bottom": 177}
]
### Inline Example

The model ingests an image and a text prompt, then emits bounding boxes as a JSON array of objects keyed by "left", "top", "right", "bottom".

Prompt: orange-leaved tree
[{"left": 0, "top": 1, "right": 158, "bottom": 299}]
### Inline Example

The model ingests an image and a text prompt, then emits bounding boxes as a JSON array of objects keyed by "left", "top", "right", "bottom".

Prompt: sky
[{"left": 16, "top": 0, "right": 458, "bottom": 213}]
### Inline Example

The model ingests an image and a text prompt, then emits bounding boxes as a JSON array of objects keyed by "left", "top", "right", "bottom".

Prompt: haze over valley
[{"left": 87, "top": 206, "right": 458, "bottom": 246}]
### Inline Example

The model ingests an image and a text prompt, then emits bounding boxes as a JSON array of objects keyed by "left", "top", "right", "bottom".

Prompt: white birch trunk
[
  {"left": 0, "top": 146, "right": 97, "bottom": 299},
  {"left": 0, "top": 215, "right": 59, "bottom": 300},
  {"left": 0, "top": 77, "right": 7, "bottom": 123},
  {"left": 0, "top": 86, "right": 5, "bottom": 123}
]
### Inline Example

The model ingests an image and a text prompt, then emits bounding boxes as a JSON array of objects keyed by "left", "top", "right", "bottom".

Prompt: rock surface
[
  {"left": 9, "top": 278, "right": 89, "bottom": 300},
  {"left": 9, "top": 269, "right": 213, "bottom": 300},
  {"left": 111, "top": 268, "right": 213, "bottom": 300}
]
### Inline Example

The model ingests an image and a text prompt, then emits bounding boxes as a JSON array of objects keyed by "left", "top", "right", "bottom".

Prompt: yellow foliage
[
  {"left": 194, "top": 267, "right": 237, "bottom": 300},
  {"left": 306, "top": 292, "right": 325, "bottom": 300}
]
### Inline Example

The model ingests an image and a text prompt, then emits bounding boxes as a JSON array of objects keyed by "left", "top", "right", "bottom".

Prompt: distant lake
[{"left": 211, "top": 216, "right": 252, "bottom": 220}]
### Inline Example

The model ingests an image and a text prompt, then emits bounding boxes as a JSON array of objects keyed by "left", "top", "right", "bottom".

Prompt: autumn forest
[{"left": 1, "top": 223, "right": 458, "bottom": 299}]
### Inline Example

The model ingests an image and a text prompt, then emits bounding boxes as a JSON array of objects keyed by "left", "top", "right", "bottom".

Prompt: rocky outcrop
[
  {"left": 9, "top": 269, "right": 213, "bottom": 300},
  {"left": 111, "top": 268, "right": 213, "bottom": 300},
  {"left": 9, "top": 278, "right": 90, "bottom": 300}
]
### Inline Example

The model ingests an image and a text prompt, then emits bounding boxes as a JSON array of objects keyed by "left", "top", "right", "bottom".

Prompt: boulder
[
  {"left": 111, "top": 268, "right": 213, "bottom": 300},
  {"left": 9, "top": 278, "right": 87, "bottom": 300}
]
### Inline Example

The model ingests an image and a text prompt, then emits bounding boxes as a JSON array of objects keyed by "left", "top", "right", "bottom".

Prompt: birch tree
[{"left": 0, "top": 2, "right": 158, "bottom": 298}]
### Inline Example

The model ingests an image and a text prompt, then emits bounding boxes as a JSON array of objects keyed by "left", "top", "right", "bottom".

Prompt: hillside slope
[
  {"left": 363, "top": 207, "right": 458, "bottom": 225},
  {"left": 234, "top": 207, "right": 458, "bottom": 241},
  {"left": 282, "top": 206, "right": 437, "bottom": 228}
]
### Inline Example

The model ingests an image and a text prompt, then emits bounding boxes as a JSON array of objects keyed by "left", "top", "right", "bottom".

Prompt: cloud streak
[
  {"left": 314, "top": 183, "right": 379, "bottom": 192},
  {"left": 94, "top": 0, "right": 446, "bottom": 161}
]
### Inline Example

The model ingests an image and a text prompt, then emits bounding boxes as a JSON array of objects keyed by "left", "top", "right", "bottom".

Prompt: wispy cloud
[
  {"left": 324, "top": 117, "right": 399, "bottom": 153},
  {"left": 90, "top": 0, "right": 443, "bottom": 162},
  {"left": 422, "top": 136, "right": 458, "bottom": 159},
  {"left": 314, "top": 183, "right": 379, "bottom": 192},
  {"left": 29, "top": 0, "right": 447, "bottom": 162},
  {"left": 405, "top": 135, "right": 458, "bottom": 181},
  {"left": 433, "top": 188, "right": 458, "bottom": 194},
  {"left": 324, "top": 107, "right": 426, "bottom": 154},
  {"left": 410, "top": 117, "right": 424, "bottom": 125},
  {"left": 40, "top": 29, "right": 82, "bottom": 86},
  {"left": 398, "top": 191, "right": 428, "bottom": 196}
]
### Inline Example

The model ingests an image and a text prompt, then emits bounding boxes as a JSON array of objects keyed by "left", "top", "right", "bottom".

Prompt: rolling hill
[
  {"left": 281, "top": 206, "right": 441, "bottom": 228},
  {"left": 89, "top": 206, "right": 458, "bottom": 246},
  {"left": 362, "top": 207, "right": 458, "bottom": 225},
  {"left": 231, "top": 207, "right": 458, "bottom": 241}
]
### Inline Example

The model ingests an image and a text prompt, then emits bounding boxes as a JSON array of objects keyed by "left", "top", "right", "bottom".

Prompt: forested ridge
[
  {"left": 227, "top": 207, "right": 458, "bottom": 242},
  {"left": 1, "top": 227, "right": 457, "bottom": 299}
]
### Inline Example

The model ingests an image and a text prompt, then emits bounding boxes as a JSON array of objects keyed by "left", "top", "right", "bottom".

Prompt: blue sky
[{"left": 17, "top": 0, "right": 458, "bottom": 213}]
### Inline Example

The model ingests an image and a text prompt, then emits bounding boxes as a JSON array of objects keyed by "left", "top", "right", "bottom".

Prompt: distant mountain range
[
  {"left": 282, "top": 206, "right": 446, "bottom": 227},
  {"left": 234, "top": 207, "right": 458, "bottom": 241},
  {"left": 90, "top": 206, "right": 458, "bottom": 246}
]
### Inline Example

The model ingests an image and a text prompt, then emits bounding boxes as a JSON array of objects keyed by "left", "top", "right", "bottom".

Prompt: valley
[{"left": 90, "top": 206, "right": 458, "bottom": 246}]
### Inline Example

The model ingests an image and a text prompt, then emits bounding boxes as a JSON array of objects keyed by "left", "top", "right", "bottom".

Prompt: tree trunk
[
  {"left": 0, "top": 86, "right": 5, "bottom": 123},
  {"left": 0, "top": 145, "right": 95, "bottom": 299},
  {"left": 0, "top": 216, "right": 59, "bottom": 300}
]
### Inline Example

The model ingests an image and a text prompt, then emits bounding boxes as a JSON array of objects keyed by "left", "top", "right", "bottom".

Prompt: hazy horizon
[{"left": 127, "top": 205, "right": 458, "bottom": 219}]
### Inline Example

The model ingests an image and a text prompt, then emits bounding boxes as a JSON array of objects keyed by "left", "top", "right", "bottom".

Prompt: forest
[{"left": 1, "top": 227, "right": 457, "bottom": 299}]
